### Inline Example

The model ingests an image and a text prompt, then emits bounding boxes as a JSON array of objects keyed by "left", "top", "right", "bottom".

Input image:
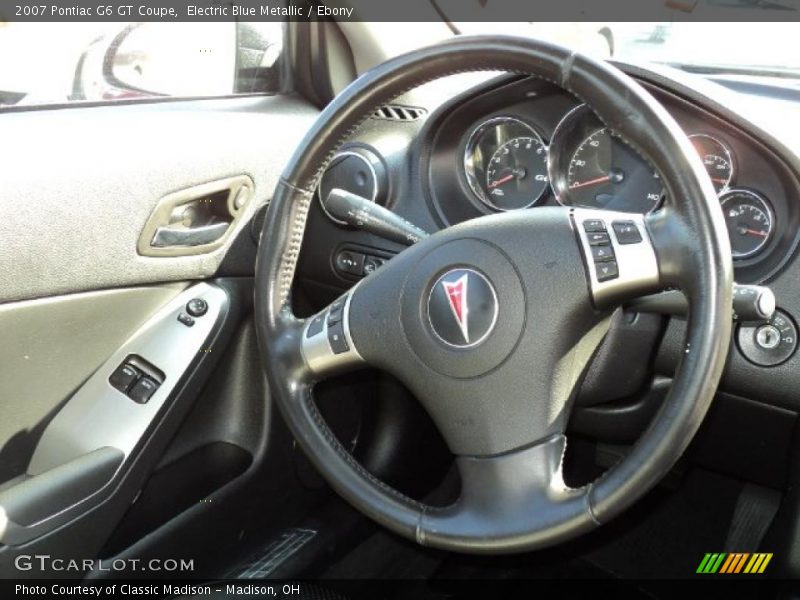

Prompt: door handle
[
  {"left": 151, "top": 221, "right": 230, "bottom": 248},
  {"left": 138, "top": 175, "right": 253, "bottom": 257}
]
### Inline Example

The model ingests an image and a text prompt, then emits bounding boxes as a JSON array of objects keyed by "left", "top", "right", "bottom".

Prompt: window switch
[
  {"left": 109, "top": 363, "right": 140, "bottom": 394},
  {"left": 129, "top": 377, "right": 159, "bottom": 404}
]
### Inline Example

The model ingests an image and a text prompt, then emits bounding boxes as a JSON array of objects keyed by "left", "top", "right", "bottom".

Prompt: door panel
[
  {"left": 0, "top": 282, "right": 186, "bottom": 482},
  {"left": 0, "top": 95, "right": 317, "bottom": 303},
  {"left": 0, "top": 93, "right": 319, "bottom": 574}
]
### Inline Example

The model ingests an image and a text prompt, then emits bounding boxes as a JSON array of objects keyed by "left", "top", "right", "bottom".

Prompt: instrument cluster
[{"left": 461, "top": 103, "right": 775, "bottom": 261}]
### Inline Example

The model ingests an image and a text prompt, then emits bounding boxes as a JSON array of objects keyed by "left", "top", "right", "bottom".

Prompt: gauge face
[
  {"left": 689, "top": 134, "right": 734, "bottom": 193},
  {"left": 565, "top": 127, "right": 663, "bottom": 213},
  {"left": 548, "top": 105, "right": 663, "bottom": 214},
  {"left": 720, "top": 189, "right": 773, "bottom": 259},
  {"left": 464, "top": 117, "right": 549, "bottom": 211}
]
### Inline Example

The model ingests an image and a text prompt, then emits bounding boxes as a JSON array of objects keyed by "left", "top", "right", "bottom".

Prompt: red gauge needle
[
  {"left": 741, "top": 228, "right": 768, "bottom": 237},
  {"left": 711, "top": 177, "right": 728, "bottom": 184},
  {"left": 569, "top": 175, "right": 611, "bottom": 190},
  {"left": 488, "top": 173, "right": 516, "bottom": 188}
]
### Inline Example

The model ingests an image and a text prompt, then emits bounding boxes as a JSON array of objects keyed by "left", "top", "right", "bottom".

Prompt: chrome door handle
[
  {"left": 138, "top": 175, "right": 253, "bottom": 257},
  {"left": 151, "top": 221, "right": 230, "bottom": 248}
]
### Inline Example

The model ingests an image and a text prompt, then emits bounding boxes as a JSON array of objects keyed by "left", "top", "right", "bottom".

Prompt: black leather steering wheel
[{"left": 254, "top": 36, "right": 733, "bottom": 553}]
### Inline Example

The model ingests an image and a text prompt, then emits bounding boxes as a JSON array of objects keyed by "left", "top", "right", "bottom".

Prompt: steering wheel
[{"left": 254, "top": 36, "right": 733, "bottom": 553}]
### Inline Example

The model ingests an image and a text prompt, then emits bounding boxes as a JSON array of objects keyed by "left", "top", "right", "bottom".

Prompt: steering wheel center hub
[
  {"left": 401, "top": 238, "right": 525, "bottom": 379},
  {"left": 427, "top": 267, "right": 499, "bottom": 348}
]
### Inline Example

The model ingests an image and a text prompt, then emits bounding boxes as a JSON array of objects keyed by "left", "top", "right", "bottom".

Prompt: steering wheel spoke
[
  {"left": 420, "top": 435, "right": 593, "bottom": 551},
  {"left": 301, "top": 288, "right": 367, "bottom": 380},
  {"left": 572, "top": 208, "right": 665, "bottom": 309}
]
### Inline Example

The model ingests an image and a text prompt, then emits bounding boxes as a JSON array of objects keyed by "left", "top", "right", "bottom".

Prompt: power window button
[
  {"left": 129, "top": 377, "right": 159, "bottom": 404},
  {"left": 109, "top": 363, "right": 140, "bottom": 393}
]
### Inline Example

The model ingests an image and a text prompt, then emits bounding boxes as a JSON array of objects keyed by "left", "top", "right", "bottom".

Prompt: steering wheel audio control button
[
  {"left": 587, "top": 232, "right": 611, "bottom": 246},
  {"left": 595, "top": 261, "right": 619, "bottom": 282},
  {"left": 612, "top": 220, "right": 643, "bottom": 244},
  {"left": 582, "top": 219, "right": 606, "bottom": 233},
  {"left": 573, "top": 210, "right": 659, "bottom": 307},
  {"left": 591, "top": 245, "right": 615, "bottom": 262}
]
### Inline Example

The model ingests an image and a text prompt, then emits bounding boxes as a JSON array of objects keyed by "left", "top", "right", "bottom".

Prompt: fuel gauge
[
  {"left": 720, "top": 189, "right": 773, "bottom": 259},
  {"left": 689, "top": 133, "right": 734, "bottom": 193}
]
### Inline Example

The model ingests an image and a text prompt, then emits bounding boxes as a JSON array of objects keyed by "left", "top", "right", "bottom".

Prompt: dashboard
[
  {"left": 293, "top": 64, "right": 800, "bottom": 426},
  {"left": 420, "top": 76, "right": 800, "bottom": 283},
  {"left": 306, "top": 73, "right": 800, "bottom": 289}
]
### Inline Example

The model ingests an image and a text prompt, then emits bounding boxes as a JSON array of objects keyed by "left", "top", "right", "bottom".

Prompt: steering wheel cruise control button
[
  {"left": 306, "top": 313, "right": 325, "bottom": 338},
  {"left": 186, "top": 298, "right": 208, "bottom": 317},
  {"left": 328, "top": 322, "right": 349, "bottom": 354},
  {"left": 612, "top": 220, "right": 643, "bottom": 244},
  {"left": 328, "top": 307, "right": 343, "bottom": 326}
]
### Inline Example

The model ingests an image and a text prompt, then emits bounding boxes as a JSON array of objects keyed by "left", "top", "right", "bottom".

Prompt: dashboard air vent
[{"left": 372, "top": 105, "right": 427, "bottom": 122}]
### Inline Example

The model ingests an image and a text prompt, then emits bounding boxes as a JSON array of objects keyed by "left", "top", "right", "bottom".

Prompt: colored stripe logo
[{"left": 696, "top": 553, "right": 772, "bottom": 574}]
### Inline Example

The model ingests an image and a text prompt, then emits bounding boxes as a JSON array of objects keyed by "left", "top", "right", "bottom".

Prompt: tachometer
[
  {"left": 720, "top": 189, "right": 773, "bottom": 259},
  {"left": 689, "top": 133, "right": 734, "bottom": 194},
  {"left": 464, "top": 116, "right": 549, "bottom": 211}
]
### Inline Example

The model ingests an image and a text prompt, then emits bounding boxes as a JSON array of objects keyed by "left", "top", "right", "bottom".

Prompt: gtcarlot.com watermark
[{"left": 14, "top": 554, "right": 194, "bottom": 573}]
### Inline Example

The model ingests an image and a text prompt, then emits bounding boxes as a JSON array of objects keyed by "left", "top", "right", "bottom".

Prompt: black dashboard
[
  {"left": 301, "top": 71, "right": 800, "bottom": 287},
  {"left": 424, "top": 75, "right": 800, "bottom": 284},
  {"left": 295, "top": 64, "right": 800, "bottom": 437}
]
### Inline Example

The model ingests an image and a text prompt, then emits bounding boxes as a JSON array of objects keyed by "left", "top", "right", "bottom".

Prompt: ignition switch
[{"left": 737, "top": 309, "right": 797, "bottom": 367}]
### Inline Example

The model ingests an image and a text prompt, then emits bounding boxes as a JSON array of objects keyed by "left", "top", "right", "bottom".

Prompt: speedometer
[
  {"left": 566, "top": 128, "right": 663, "bottom": 213},
  {"left": 549, "top": 104, "right": 664, "bottom": 214}
]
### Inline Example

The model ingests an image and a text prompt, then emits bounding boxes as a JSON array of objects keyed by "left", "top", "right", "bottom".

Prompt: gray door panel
[
  {"left": 0, "top": 95, "right": 317, "bottom": 303},
  {"left": 0, "top": 94, "right": 317, "bottom": 567},
  {"left": 0, "top": 282, "right": 186, "bottom": 479}
]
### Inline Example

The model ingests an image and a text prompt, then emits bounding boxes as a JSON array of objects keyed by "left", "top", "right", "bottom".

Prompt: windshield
[{"left": 455, "top": 22, "right": 800, "bottom": 79}]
